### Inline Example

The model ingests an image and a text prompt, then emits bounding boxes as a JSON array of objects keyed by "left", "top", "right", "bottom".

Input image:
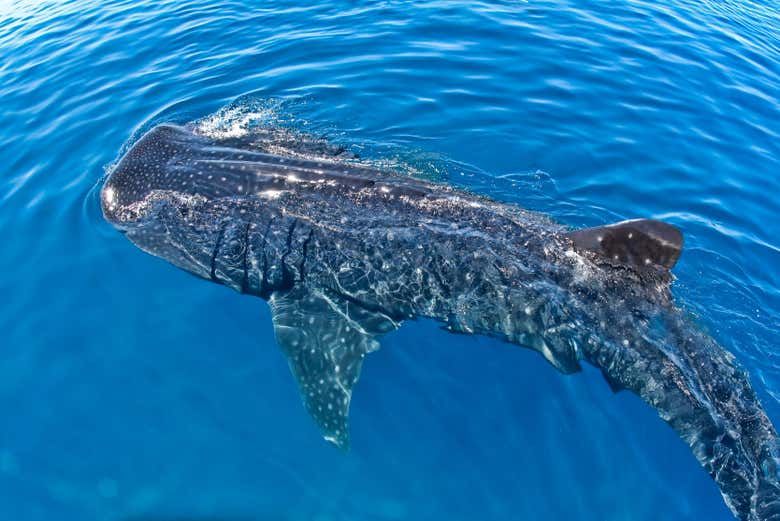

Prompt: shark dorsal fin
[
  {"left": 269, "top": 287, "right": 399, "bottom": 449},
  {"left": 565, "top": 219, "right": 683, "bottom": 270}
]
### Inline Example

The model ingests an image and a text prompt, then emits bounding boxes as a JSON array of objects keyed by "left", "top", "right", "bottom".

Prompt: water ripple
[{"left": 1, "top": 0, "right": 779, "bottom": 520}]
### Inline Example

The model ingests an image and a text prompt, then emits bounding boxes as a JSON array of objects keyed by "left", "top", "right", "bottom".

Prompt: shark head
[
  {"left": 101, "top": 124, "right": 224, "bottom": 226},
  {"left": 101, "top": 124, "right": 256, "bottom": 281},
  {"left": 100, "top": 123, "right": 391, "bottom": 287}
]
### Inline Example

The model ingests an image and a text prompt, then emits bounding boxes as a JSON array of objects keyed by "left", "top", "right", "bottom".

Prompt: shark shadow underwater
[{"left": 101, "top": 123, "right": 780, "bottom": 520}]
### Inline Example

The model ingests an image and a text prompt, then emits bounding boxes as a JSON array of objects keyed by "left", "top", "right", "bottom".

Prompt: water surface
[{"left": 1, "top": 1, "right": 779, "bottom": 520}]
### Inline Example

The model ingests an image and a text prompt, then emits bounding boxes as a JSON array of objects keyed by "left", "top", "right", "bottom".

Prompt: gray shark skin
[{"left": 102, "top": 123, "right": 780, "bottom": 520}]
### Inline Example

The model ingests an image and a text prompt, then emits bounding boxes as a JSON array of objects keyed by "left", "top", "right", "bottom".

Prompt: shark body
[{"left": 102, "top": 123, "right": 780, "bottom": 520}]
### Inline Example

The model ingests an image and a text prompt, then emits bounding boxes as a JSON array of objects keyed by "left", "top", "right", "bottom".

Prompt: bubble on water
[{"left": 194, "top": 100, "right": 279, "bottom": 139}]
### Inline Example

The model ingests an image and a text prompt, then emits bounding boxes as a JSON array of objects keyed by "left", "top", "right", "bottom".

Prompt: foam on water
[{"left": 193, "top": 99, "right": 283, "bottom": 139}]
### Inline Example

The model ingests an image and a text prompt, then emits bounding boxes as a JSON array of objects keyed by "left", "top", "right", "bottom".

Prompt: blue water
[{"left": 2, "top": 1, "right": 779, "bottom": 519}]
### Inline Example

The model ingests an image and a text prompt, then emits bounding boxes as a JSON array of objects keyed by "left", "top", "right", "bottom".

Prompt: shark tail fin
[{"left": 565, "top": 219, "right": 683, "bottom": 270}]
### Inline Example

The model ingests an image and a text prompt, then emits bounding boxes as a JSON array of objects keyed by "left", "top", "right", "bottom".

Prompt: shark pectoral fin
[
  {"left": 565, "top": 218, "right": 683, "bottom": 270},
  {"left": 269, "top": 287, "right": 399, "bottom": 449}
]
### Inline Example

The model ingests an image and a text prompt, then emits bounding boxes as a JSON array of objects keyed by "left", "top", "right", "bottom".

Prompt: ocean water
[{"left": 1, "top": 1, "right": 779, "bottom": 520}]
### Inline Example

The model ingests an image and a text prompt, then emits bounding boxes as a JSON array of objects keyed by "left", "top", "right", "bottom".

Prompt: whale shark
[{"left": 101, "top": 123, "right": 780, "bottom": 520}]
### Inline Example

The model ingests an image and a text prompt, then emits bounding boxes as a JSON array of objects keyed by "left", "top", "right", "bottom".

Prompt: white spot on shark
[{"left": 257, "top": 189, "right": 285, "bottom": 199}]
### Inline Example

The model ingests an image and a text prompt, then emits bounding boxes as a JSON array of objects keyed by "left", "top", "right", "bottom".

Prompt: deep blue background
[{"left": 1, "top": 1, "right": 779, "bottom": 520}]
